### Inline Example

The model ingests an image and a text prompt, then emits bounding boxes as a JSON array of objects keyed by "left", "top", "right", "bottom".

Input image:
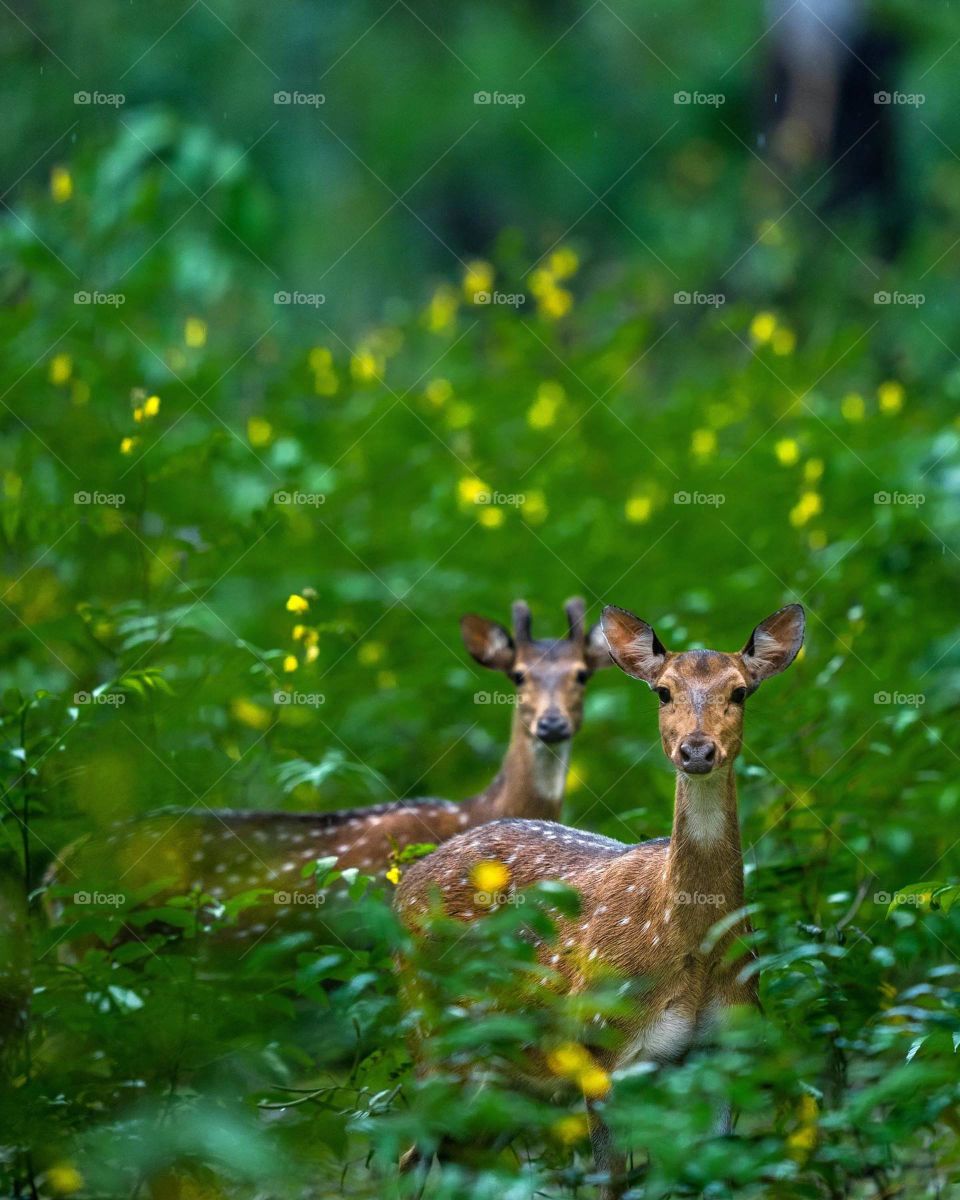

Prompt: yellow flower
[
  {"left": 567, "top": 760, "right": 588, "bottom": 791},
  {"left": 877, "top": 380, "right": 904, "bottom": 414},
  {"left": 548, "top": 246, "right": 579, "bottom": 280},
  {"left": 803, "top": 458, "right": 824, "bottom": 484},
  {"left": 750, "top": 311, "right": 777, "bottom": 343},
  {"left": 350, "top": 349, "right": 382, "bottom": 382},
  {"left": 49, "top": 354, "right": 72, "bottom": 385},
  {"left": 789, "top": 491, "right": 822, "bottom": 527},
  {"left": 841, "top": 392, "right": 865, "bottom": 422},
  {"left": 425, "top": 378, "right": 453, "bottom": 407},
  {"left": 478, "top": 506, "right": 504, "bottom": 528},
  {"left": 119, "top": 436, "right": 139, "bottom": 456},
  {"left": 133, "top": 406, "right": 144, "bottom": 422},
  {"left": 50, "top": 166, "right": 73, "bottom": 204},
  {"left": 358, "top": 641, "right": 384, "bottom": 666},
  {"left": 143, "top": 394, "right": 161, "bottom": 418},
  {"left": 463, "top": 258, "right": 494, "bottom": 302},
  {"left": 458, "top": 476, "right": 490, "bottom": 506},
  {"left": 426, "top": 284, "right": 459, "bottom": 334},
  {"left": 286, "top": 594, "right": 309, "bottom": 614},
  {"left": 230, "top": 698, "right": 272, "bottom": 731},
  {"left": 787, "top": 1094, "right": 819, "bottom": 1162},
  {"left": 771, "top": 328, "right": 796, "bottom": 356},
  {"left": 527, "top": 381, "right": 564, "bottom": 429},
  {"left": 547, "top": 1042, "right": 593, "bottom": 1077},
  {"left": 305, "top": 643, "right": 320, "bottom": 664},
  {"left": 445, "top": 401, "right": 474, "bottom": 428},
  {"left": 774, "top": 438, "right": 800, "bottom": 466},
  {"left": 522, "top": 489, "right": 548, "bottom": 523},
  {"left": 471, "top": 859, "right": 510, "bottom": 893},
  {"left": 539, "top": 285, "right": 573, "bottom": 319},
  {"left": 292, "top": 624, "right": 307, "bottom": 640},
  {"left": 553, "top": 1114, "right": 590, "bottom": 1145},
  {"left": 578, "top": 1065, "right": 612, "bottom": 1098},
  {"left": 46, "top": 1165, "right": 83, "bottom": 1195},
  {"left": 282, "top": 654, "right": 298, "bottom": 673},
  {"left": 691, "top": 428, "right": 717, "bottom": 457},
  {"left": 248, "top": 416, "right": 273, "bottom": 447},
  {"left": 386, "top": 866, "right": 401, "bottom": 885},
  {"left": 184, "top": 317, "right": 207, "bottom": 348},
  {"left": 625, "top": 494, "right": 652, "bottom": 524}
]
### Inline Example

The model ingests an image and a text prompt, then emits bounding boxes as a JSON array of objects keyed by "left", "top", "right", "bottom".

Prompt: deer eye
[
  {"left": 511, "top": 670, "right": 526, "bottom": 685},
  {"left": 656, "top": 686, "right": 672, "bottom": 705},
  {"left": 730, "top": 687, "right": 747, "bottom": 704},
  {"left": 575, "top": 669, "right": 589, "bottom": 685}
]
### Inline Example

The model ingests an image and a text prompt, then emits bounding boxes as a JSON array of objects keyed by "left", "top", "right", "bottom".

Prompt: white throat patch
[
  {"left": 681, "top": 770, "right": 730, "bottom": 844},
  {"left": 531, "top": 738, "right": 571, "bottom": 804}
]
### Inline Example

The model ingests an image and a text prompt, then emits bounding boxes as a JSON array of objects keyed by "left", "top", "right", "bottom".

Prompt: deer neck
[
  {"left": 662, "top": 766, "right": 744, "bottom": 926},
  {"left": 469, "top": 711, "right": 571, "bottom": 822}
]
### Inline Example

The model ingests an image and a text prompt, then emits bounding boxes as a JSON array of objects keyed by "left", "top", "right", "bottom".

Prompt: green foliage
[{"left": 3, "top": 1, "right": 960, "bottom": 1195}]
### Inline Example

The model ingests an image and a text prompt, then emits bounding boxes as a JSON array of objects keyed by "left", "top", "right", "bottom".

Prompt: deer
[
  {"left": 46, "top": 598, "right": 613, "bottom": 943},
  {"left": 395, "top": 602, "right": 805, "bottom": 1196}
]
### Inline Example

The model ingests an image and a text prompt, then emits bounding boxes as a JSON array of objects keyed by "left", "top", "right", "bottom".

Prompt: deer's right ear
[
  {"left": 600, "top": 605, "right": 668, "bottom": 684},
  {"left": 460, "top": 614, "right": 516, "bottom": 671}
]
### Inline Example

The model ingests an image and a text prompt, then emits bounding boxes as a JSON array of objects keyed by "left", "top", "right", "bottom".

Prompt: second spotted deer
[
  {"left": 50, "top": 598, "right": 611, "bottom": 938},
  {"left": 397, "top": 603, "right": 805, "bottom": 1195}
]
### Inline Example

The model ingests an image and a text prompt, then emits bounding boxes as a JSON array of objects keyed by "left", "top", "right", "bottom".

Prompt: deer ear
[
  {"left": 740, "top": 604, "right": 805, "bottom": 683},
  {"left": 600, "top": 605, "right": 668, "bottom": 684},
  {"left": 584, "top": 621, "right": 615, "bottom": 670},
  {"left": 460, "top": 614, "right": 516, "bottom": 671}
]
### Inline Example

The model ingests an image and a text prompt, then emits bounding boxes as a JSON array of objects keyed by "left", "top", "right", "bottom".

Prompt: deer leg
[{"left": 587, "top": 1101, "right": 626, "bottom": 1199}]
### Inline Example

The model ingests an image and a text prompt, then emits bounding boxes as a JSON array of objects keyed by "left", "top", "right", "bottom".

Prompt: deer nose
[
  {"left": 535, "top": 710, "right": 572, "bottom": 743},
  {"left": 679, "top": 737, "right": 717, "bottom": 774}
]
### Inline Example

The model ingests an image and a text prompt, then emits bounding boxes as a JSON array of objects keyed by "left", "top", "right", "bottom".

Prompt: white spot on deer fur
[
  {"left": 597, "top": 905, "right": 607, "bottom": 914},
  {"left": 620, "top": 916, "right": 631, "bottom": 925},
  {"left": 664, "top": 908, "right": 672, "bottom": 923},
  {"left": 626, "top": 884, "right": 635, "bottom": 893},
  {"left": 565, "top": 938, "right": 575, "bottom": 947},
  {"left": 588, "top": 948, "right": 598, "bottom": 960},
  {"left": 550, "top": 954, "right": 559, "bottom": 963},
  {"left": 652, "top": 935, "right": 660, "bottom": 946},
  {"left": 369, "top": 817, "right": 382, "bottom": 826},
  {"left": 459, "top": 812, "right": 469, "bottom": 824},
  {"left": 336, "top": 845, "right": 349, "bottom": 854}
]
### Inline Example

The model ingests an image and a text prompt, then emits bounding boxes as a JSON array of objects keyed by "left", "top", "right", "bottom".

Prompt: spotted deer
[
  {"left": 48, "top": 598, "right": 612, "bottom": 939},
  {"left": 396, "top": 603, "right": 805, "bottom": 1196}
]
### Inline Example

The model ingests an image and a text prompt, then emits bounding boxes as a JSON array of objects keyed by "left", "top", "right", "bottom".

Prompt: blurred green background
[{"left": 1, "top": 0, "right": 959, "bottom": 1196}]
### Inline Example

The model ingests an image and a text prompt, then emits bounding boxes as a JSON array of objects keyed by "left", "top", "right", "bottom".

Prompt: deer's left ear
[
  {"left": 584, "top": 620, "right": 615, "bottom": 670},
  {"left": 740, "top": 604, "right": 805, "bottom": 683}
]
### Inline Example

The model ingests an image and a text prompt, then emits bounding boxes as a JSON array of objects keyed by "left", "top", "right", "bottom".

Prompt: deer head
[
  {"left": 460, "top": 597, "right": 613, "bottom": 744},
  {"left": 601, "top": 603, "right": 805, "bottom": 775}
]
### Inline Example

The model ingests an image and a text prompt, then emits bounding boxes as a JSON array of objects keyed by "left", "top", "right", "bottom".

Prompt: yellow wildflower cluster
[
  {"left": 426, "top": 284, "right": 459, "bottom": 334},
  {"left": 133, "top": 394, "right": 161, "bottom": 423},
  {"left": 385, "top": 865, "right": 401, "bottom": 885},
  {"left": 184, "top": 317, "right": 207, "bottom": 348},
  {"left": 248, "top": 416, "right": 273, "bottom": 448},
  {"left": 552, "top": 1113, "right": 590, "bottom": 1145},
  {"left": 457, "top": 475, "right": 504, "bottom": 527},
  {"left": 786, "top": 1093, "right": 819, "bottom": 1162},
  {"left": 528, "top": 246, "right": 578, "bottom": 319},
  {"left": 841, "top": 381, "right": 905, "bottom": 422},
  {"left": 774, "top": 437, "right": 800, "bottom": 466},
  {"left": 281, "top": 593, "right": 319, "bottom": 674},
  {"left": 463, "top": 258, "right": 494, "bottom": 303},
  {"left": 546, "top": 1041, "right": 611, "bottom": 1098},
  {"left": 749, "top": 311, "right": 796, "bottom": 355},
  {"left": 625, "top": 493, "right": 653, "bottom": 524},
  {"left": 50, "top": 166, "right": 73, "bottom": 204},
  {"left": 119, "top": 390, "right": 162, "bottom": 455},
  {"left": 527, "top": 381, "right": 565, "bottom": 430},
  {"left": 789, "top": 490, "right": 822, "bottom": 528},
  {"left": 350, "top": 328, "right": 402, "bottom": 382},
  {"left": 691, "top": 428, "right": 717, "bottom": 458},
  {"left": 46, "top": 1165, "right": 83, "bottom": 1195},
  {"left": 49, "top": 354, "right": 72, "bottom": 386},
  {"left": 309, "top": 347, "right": 339, "bottom": 396}
]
